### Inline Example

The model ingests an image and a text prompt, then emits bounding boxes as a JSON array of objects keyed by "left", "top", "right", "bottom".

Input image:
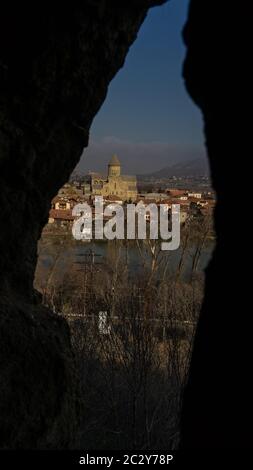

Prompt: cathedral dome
[{"left": 109, "top": 154, "right": 120, "bottom": 166}]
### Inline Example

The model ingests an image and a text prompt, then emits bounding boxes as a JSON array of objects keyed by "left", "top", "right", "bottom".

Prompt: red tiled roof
[
  {"left": 104, "top": 195, "right": 123, "bottom": 202},
  {"left": 49, "top": 209, "right": 74, "bottom": 220},
  {"left": 52, "top": 195, "right": 64, "bottom": 204}
]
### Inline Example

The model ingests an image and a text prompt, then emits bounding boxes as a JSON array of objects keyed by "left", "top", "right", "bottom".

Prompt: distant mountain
[{"left": 138, "top": 158, "right": 209, "bottom": 179}]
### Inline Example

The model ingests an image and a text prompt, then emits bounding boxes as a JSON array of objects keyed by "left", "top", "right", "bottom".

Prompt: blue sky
[{"left": 77, "top": 0, "right": 205, "bottom": 175}]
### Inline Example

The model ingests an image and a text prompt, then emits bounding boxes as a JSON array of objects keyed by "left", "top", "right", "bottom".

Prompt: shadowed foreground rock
[
  {"left": 181, "top": 1, "right": 252, "bottom": 448},
  {"left": 0, "top": 1, "right": 165, "bottom": 449}
]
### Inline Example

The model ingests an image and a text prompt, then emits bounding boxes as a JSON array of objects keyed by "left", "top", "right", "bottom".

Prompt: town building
[
  {"left": 188, "top": 192, "right": 202, "bottom": 199},
  {"left": 138, "top": 192, "right": 168, "bottom": 202},
  {"left": 48, "top": 209, "right": 74, "bottom": 227}
]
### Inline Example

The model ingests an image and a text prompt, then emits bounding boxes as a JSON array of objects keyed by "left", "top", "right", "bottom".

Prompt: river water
[{"left": 35, "top": 237, "right": 215, "bottom": 290}]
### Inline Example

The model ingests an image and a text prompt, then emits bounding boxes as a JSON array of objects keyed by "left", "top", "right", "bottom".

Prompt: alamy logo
[{"left": 72, "top": 196, "right": 180, "bottom": 251}]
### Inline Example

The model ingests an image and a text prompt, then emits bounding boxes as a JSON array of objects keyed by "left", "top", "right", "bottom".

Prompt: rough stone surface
[
  {"left": 181, "top": 1, "right": 251, "bottom": 448},
  {"left": 0, "top": 1, "right": 166, "bottom": 449}
]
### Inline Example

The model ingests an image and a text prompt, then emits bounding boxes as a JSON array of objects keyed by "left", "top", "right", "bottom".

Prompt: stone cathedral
[{"left": 90, "top": 155, "right": 137, "bottom": 201}]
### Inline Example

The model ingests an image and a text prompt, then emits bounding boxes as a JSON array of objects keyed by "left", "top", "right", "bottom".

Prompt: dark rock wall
[
  {"left": 0, "top": 1, "right": 165, "bottom": 449},
  {"left": 181, "top": 1, "right": 251, "bottom": 448}
]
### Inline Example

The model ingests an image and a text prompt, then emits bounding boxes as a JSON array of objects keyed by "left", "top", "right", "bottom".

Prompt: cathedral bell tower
[{"left": 108, "top": 154, "right": 121, "bottom": 177}]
